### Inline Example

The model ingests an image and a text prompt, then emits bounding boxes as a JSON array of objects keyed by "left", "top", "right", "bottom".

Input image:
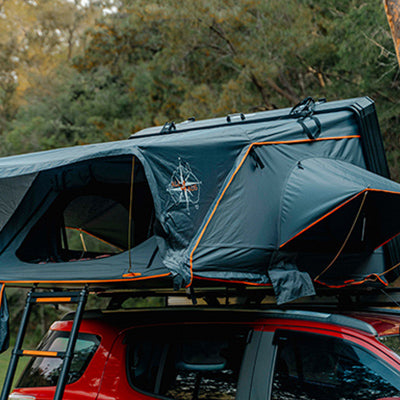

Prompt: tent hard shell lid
[{"left": 0, "top": 97, "right": 399, "bottom": 304}]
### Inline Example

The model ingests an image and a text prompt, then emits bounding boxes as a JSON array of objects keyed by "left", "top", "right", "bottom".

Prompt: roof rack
[{"left": 95, "top": 285, "right": 400, "bottom": 310}]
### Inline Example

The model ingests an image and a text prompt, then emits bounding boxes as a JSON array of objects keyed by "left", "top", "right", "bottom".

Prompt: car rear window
[
  {"left": 126, "top": 324, "right": 250, "bottom": 400},
  {"left": 17, "top": 331, "right": 100, "bottom": 388}
]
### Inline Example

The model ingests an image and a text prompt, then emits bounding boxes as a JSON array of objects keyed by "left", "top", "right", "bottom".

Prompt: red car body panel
[
  {"left": 10, "top": 309, "right": 400, "bottom": 400},
  {"left": 262, "top": 317, "right": 400, "bottom": 368}
]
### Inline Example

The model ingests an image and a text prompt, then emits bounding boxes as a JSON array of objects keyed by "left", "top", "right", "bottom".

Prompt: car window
[
  {"left": 126, "top": 325, "right": 250, "bottom": 399},
  {"left": 17, "top": 331, "right": 100, "bottom": 388},
  {"left": 271, "top": 330, "right": 400, "bottom": 400}
]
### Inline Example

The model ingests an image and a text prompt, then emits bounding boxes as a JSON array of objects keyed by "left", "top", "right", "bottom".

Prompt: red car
[{"left": 9, "top": 306, "right": 400, "bottom": 400}]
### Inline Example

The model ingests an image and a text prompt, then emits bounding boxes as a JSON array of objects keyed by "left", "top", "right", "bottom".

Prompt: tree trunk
[{"left": 384, "top": 0, "right": 400, "bottom": 67}]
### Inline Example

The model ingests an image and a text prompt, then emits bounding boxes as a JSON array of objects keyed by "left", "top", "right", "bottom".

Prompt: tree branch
[
  {"left": 209, "top": 21, "right": 297, "bottom": 106},
  {"left": 265, "top": 77, "right": 298, "bottom": 104}
]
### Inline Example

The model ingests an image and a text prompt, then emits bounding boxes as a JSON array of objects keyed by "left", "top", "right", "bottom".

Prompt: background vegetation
[
  {"left": 0, "top": 0, "right": 400, "bottom": 389},
  {"left": 0, "top": 0, "right": 399, "bottom": 178}
]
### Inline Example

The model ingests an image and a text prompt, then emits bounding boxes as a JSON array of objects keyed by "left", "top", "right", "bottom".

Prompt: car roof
[
  {"left": 56, "top": 307, "right": 400, "bottom": 337},
  {"left": 344, "top": 310, "right": 400, "bottom": 336}
]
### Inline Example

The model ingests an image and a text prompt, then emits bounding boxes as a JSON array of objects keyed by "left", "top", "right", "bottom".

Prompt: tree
[
  {"left": 2, "top": 0, "right": 399, "bottom": 179},
  {"left": 0, "top": 0, "right": 109, "bottom": 141}
]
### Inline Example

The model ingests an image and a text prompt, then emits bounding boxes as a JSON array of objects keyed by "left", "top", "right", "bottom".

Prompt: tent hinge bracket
[
  {"left": 250, "top": 147, "right": 265, "bottom": 169},
  {"left": 186, "top": 286, "right": 197, "bottom": 305}
]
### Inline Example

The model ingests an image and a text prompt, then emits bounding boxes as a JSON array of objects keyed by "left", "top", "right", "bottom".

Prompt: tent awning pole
[{"left": 128, "top": 156, "right": 135, "bottom": 273}]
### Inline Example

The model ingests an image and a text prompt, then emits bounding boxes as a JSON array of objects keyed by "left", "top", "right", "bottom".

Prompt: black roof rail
[{"left": 63, "top": 306, "right": 378, "bottom": 337}]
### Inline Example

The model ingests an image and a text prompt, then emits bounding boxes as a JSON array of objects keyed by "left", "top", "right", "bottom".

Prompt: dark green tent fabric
[
  {"left": 0, "top": 173, "right": 37, "bottom": 230},
  {"left": 0, "top": 97, "right": 399, "bottom": 305}
]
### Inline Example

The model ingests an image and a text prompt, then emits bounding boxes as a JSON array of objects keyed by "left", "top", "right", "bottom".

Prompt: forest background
[
  {"left": 1, "top": 0, "right": 400, "bottom": 180},
  {"left": 1, "top": 0, "right": 400, "bottom": 384}
]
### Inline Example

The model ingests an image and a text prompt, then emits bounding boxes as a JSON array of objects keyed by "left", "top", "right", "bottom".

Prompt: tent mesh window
[{"left": 16, "top": 160, "right": 155, "bottom": 264}]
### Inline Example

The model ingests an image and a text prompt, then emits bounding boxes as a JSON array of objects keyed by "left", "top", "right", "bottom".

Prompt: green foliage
[{"left": 0, "top": 0, "right": 399, "bottom": 169}]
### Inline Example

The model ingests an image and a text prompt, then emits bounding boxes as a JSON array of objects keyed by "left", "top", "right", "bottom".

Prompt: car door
[
  {"left": 98, "top": 322, "right": 263, "bottom": 400},
  {"left": 267, "top": 329, "right": 400, "bottom": 400}
]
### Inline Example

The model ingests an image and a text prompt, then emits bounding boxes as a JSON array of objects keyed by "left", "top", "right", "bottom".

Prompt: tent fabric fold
[
  {"left": 268, "top": 252, "right": 316, "bottom": 305},
  {"left": 0, "top": 97, "right": 399, "bottom": 304}
]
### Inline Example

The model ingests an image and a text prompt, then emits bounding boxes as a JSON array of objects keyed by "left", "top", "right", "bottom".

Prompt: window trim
[
  {"left": 125, "top": 324, "right": 253, "bottom": 400},
  {"left": 271, "top": 328, "right": 400, "bottom": 398},
  {"left": 16, "top": 331, "right": 101, "bottom": 388}
]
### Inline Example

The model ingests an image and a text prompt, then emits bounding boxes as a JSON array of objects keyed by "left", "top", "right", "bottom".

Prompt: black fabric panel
[
  {"left": 351, "top": 98, "right": 400, "bottom": 279},
  {"left": 279, "top": 159, "right": 400, "bottom": 254},
  {"left": 64, "top": 195, "right": 129, "bottom": 248},
  {"left": 0, "top": 285, "right": 9, "bottom": 354},
  {"left": 0, "top": 173, "right": 38, "bottom": 231}
]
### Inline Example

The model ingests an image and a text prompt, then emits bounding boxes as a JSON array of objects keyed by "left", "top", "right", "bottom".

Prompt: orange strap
[
  {"left": 128, "top": 156, "right": 135, "bottom": 273},
  {"left": 378, "top": 260, "right": 400, "bottom": 277},
  {"left": 0, "top": 283, "right": 4, "bottom": 310}
]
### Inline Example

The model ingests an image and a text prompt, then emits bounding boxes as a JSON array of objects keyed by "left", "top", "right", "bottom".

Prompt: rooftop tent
[{"left": 0, "top": 97, "right": 399, "bottom": 304}]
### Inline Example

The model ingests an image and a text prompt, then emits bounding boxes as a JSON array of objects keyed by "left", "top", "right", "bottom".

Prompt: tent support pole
[{"left": 127, "top": 156, "right": 135, "bottom": 273}]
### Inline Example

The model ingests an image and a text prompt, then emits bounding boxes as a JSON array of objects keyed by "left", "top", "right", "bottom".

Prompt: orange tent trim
[{"left": 187, "top": 135, "right": 361, "bottom": 288}]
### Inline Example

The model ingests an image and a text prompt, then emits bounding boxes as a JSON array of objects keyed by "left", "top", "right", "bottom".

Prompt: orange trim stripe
[
  {"left": 367, "top": 188, "right": 400, "bottom": 195},
  {"left": 372, "top": 274, "right": 388, "bottom": 286},
  {"left": 314, "top": 273, "right": 388, "bottom": 289},
  {"left": 280, "top": 190, "right": 367, "bottom": 248},
  {"left": 122, "top": 272, "right": 142, "bottom": 278},
  {"left": 188, "top": 135, "right": 361, "bottom": 287},
  {"left": 1, "top": 272, "right": 171, "bottom": 285},
  {"left": 251, "top": 135, "right": 360, "bottom": 146},
  {"left": 22, "top": 350, "right": 59, "bottom": 357},
  {"left": 374, "top": 232, "right": 400, "bottom": 251},
  {"left": 65, "top": 227, "right": 123, "bottom": 252},
  {"left": 188, "top": 146, "right": 254, "bottom": 287},
  {"left": 376, "top": 231, "right": 400, "bottom": 251},
  {"left": 280, "top": 188, "right": 400, "bottom": 249},
  {"left": 0, "top": 283, "right": 4, "bottom": 310},
  {"left": 36, "top": 297, "right": 71, "bottom": 303}
]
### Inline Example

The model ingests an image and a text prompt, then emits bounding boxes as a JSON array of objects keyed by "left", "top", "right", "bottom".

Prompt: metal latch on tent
[
  {"left": 289, "top": 97, "right": 326, "bottom": 140},
  {"left": 0, "top": 286, "right": 88, "bottom": 400},
  {"left": 250, "top": 147, "right": 265, "bottom": 169},
  {"left": 226, "top": 113, "right": 246, "bottom": 123},
  {"left": 160, "top": 121, "right": 176, "bottom": 134}
]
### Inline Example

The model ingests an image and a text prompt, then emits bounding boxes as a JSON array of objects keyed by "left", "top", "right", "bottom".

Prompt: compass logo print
[{"left": 167, "top": 158, "right": 201, "bottom": 213}]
